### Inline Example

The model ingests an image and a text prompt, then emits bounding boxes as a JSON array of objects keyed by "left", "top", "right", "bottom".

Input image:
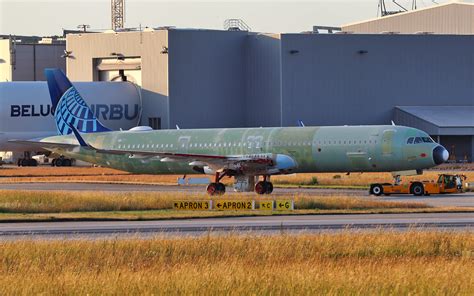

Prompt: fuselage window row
[{"left": 116, "top": 138, "right": 379, "bottom": 151}]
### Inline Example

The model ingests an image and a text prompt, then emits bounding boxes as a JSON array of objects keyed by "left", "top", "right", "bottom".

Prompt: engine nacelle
[
  {"left": 267, "top": 154, "right": 297, "bottom": 174},
  {"left": 192, "top": 165, "right": 215, "bottom": 175}
]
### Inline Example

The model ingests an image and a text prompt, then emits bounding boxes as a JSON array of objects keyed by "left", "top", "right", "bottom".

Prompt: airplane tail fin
[{"left": 44, "top": 68, "right": 111, "bottom": 135}]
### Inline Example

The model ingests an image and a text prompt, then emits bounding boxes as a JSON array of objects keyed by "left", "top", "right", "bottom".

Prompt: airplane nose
[{"left": 433, "top": 145, "right": 449, "bottom": 165}]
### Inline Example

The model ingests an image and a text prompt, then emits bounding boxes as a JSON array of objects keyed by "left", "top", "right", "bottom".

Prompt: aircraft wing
[
  {"left": 9, "top": 138, "right": 275, "bottom": 172},
  {"left": 8, "top": 140, "right": 80, "bottom": 150},
  {"left": 94, "top": 147, "right": 275, "bottom": 172}
]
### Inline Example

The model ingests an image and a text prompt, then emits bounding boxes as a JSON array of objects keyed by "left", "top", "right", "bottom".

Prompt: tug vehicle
[{"left": 370, "top": 174, "right": 466, "bottom": 196}]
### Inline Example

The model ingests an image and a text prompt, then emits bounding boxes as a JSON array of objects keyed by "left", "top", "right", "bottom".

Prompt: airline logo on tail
[{"left": 45, "top": 69, "right": 110, "bottom": 135}]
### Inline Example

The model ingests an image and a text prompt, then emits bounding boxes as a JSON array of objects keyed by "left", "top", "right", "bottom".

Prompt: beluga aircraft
[{"left": 11, "top": 69, "right": 449, "bottom": 195}]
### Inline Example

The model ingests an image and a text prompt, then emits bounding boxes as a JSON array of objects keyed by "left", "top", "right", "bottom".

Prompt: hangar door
[{"left": 95, "top": 57, "right": 142, "bottom": 85}]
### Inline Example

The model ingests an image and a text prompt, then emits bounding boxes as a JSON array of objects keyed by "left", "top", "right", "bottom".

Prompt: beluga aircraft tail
[{"left": 45, "top": 68, "right": 111, "bottom": 135}]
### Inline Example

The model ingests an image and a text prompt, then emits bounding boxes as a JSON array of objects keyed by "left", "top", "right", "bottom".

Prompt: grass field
[
  {"left": 1, "top": 166, "right": 473, "bottom": 188},
  {"left": 0, "top": 232, "right": 472, "bottom": 295},
  {"left": 0, "top": 190, "right": 447, "bottom": 222}
]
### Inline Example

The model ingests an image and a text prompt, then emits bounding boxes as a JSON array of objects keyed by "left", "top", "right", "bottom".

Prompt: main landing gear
[
  {"left": 207, "top": 172, "right": 227, "bottom": 196},
  {"left": 254, "top": 176, "right": 273, "bottom": 195}
]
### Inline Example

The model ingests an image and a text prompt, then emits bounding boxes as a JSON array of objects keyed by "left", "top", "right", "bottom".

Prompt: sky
[{"left": 0, "top": 0, "right": 465, "bottom": 36}]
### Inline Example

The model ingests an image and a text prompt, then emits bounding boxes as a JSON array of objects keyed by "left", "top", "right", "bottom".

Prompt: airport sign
[
  {"left": 258, "top": 200, "right": 274, "bottom": 210},
  {"left": 173, "top": 201, "right": 212, "bottom": 210},
  {"left": 275, "top": 200, "right": 294, "bottom": 211},
  {"left": 214, "top": 200, "right": 254, "bottom": 210}
]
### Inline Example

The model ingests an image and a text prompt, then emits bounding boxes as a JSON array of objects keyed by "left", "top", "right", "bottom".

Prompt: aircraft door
[{"left": 382, "top": 129, "right": 395, "bottom": 156}]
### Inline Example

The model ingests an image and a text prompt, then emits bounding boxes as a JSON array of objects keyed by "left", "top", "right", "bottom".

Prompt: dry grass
[
  {"left": 1, "top": 166, "right": 473, "bottom": 188},
  {"left": 0, "top": 190, "right": 428, "bottom": 214},
  {"left": 0, "top": 232, "right": 472, "bottom": 295},
  {"left": 272, "top": 171, "right": 474, "bottom": 187}
]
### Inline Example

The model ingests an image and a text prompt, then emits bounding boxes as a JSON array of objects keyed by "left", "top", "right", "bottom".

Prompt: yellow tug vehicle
[{"left": 370, "top": 174, "right": 466, "bottom": 196}]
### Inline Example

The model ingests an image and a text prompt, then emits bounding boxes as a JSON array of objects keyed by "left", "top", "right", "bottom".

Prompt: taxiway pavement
[
  {"left": 0, "top": 213, "right": 472, "bottom": 239},
  {"left": 0, "top": 182, "right": 472, "bottom": 207}
]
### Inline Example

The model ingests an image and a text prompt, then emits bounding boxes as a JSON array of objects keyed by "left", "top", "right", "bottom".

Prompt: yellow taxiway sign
[{"left": 173, "top": 201, "right": 212, "bottom": 210}]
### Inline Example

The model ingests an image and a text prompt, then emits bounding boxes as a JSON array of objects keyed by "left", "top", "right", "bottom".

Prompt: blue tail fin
[{"left": 44, "top": 68, "right": 111, "bottom": 135}]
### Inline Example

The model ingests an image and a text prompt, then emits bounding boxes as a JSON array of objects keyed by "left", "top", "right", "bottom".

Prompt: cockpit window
[
  {"left": 422, "top": 137, "right": 434, "bottom": 143},
  {"left": 407, "top": 137, "right": 414, "bottom": 144},
  {"left": 414, "top": 137, "right": 422, "bottom": 144}
]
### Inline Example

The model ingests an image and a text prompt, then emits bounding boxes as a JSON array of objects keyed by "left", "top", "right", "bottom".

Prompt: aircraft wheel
[
  {"left": 207, "top": 183, "right": 218, "bottom": 195},
  {"left": 29, "top": 159, "right": 38, "bottom": 166},
  {"left": 371, "top": 184, "right": 383, "bottom": 196},
  {"left": 63, "top": 159, "right": 72, "bottom": 167},
  {"left": 411, "top": 183, "right": 424, "bottom": 196},
  {"left": 216, "top": 183, "right": 226, "bottom": 195},
  {"left": 264, "top": 182, "right": 273, "bottom": 194},
  {"left": 255, "top": 181, "right": 266, "bottom": 195}
]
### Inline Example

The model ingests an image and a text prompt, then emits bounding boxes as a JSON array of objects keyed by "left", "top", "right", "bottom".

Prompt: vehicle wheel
[
  {"left": 255, "top": 181, "right": 266, "bottom": 195},
  {"left": 371, "top": 184, "right": 383, "bottom": 196},
  {"left": 20, "top": 159, "right": 29, "bottom": 167},
  {"left": 29, "top": 159, "right": 38, "bottom": 166},
  {"left": 55, "top": 158, "right": 63, "bottom": 167},
  {"left": 207, "top": 183, "right": 218, "bottom": 196},
  {"left": 411, "top": 183, "right": 424, "bottom": 196},
  {"left": 216, "top": 182, "right": 226, "bottom": 195},
  {"left": 63, "top": 159, "right": 72, "bottom": 167},
  {"left": 264, "top": 182, "right": 273, "bottom": 194}
]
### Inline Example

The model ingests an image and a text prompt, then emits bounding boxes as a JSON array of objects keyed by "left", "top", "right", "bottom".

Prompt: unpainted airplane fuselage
[{"left": 42, "top": 125, "right": 443, "bottom": 175}]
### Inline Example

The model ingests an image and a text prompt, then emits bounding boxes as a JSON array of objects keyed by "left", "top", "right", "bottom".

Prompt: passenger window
[
  {"left": 422, "top": 137, "right": 433, "bottom": 143},
  {"left": 407, "top": 137, "right": 414, "bottom": 144},
  {"left": 414, "top": 137, "right": 422, "bottom": 144}
]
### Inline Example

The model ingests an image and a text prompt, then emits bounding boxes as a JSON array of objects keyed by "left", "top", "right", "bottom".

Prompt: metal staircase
[{"left": 224, "top": 19, "right": 251, "bottom": 32}]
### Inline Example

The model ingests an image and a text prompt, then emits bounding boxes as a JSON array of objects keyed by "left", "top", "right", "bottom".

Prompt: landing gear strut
[
  {"left": 17, "top": 152, "right": 38, "bottom": 167},
  {"left": 255, "top": 176, "right": 273, "bottom": 195},
  {"left": 206, "top": 172, "right": 226, "bottom": 196}
]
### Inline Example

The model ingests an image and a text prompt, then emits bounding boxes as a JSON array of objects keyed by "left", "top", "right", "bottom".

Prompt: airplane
[{"left": 10, "top": 69, "right": 449, "bottom": 195}]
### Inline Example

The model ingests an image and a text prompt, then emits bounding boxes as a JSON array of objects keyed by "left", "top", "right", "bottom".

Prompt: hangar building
[
  {"left": 62, "top": 2, "right": 473, "bottom": 162},
  {"left": 0, "top": 36, "right": 65, "bottom": 81},
  {"left": 341, "top": 2, "right": 474, "bottom": 35}
]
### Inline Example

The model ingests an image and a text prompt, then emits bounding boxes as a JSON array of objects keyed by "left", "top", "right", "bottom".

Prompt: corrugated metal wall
[
  {"left": 244, "top": 33, "right": 282, "bottom": 127},
  {"left": 168, "top": 30, "right": 247, "bottom": 129},
  {"left": 279, "top": 34, "right": 474, "bottom": 127}
]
